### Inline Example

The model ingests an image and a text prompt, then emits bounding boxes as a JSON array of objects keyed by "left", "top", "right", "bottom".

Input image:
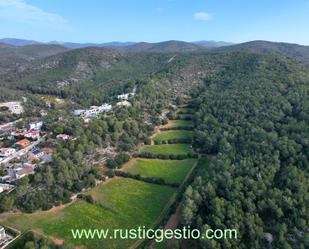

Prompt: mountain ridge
[{"left": 0, "top": 38, "right": 232, "bottom": 49}]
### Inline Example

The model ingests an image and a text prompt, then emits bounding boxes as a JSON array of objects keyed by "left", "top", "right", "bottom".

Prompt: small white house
[
  {"left": 28, "top": 121, "right": 43, "bottom": 131},
  {"left": 0, "top": 148, "right": 16, "bottom": 157},
  {"left": 117, "top": 93, "right": 129, "bottom": 100},
  {"left": 73, "top": 109, "right": 86, "bottom": 116},
  {"left": 56, "top": 134, "right": 69, "bottom": 140},
  {"left": 0, "top": 186, "right": 3, "bottom": 193},
  {"left": 98, "top": 103, "right": 112, "bottom": 112}
]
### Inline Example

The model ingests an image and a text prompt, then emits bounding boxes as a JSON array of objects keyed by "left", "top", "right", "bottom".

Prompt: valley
[
  {"left": 0, "top": 39, "right": 308, "bottom": 249},
  {"left": 0, "top": 105, "right": 205, "bottom": 249}
]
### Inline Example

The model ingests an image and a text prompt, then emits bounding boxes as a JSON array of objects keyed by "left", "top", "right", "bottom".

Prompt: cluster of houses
[
  {"left": 116, "top": 87, "right": 136, "bottom": 107},
  {"left": 73, "top": 88, "right": 137, "bottom": 120},
  {"left": 73, "top": 103, "right": 112, "bottom": 119},
  {"left": 0, "top": 120, "right": 53, "bottom": 187}
]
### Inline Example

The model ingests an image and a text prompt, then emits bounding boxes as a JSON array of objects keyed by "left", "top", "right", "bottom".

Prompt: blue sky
[{"left": 0, "top": 0, "right": 309, "bottom": 45}]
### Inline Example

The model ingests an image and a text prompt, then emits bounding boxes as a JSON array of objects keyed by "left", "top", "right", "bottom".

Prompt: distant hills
[
  {"left": 0, "top": 38, "right": 232, "bottom": 50},
  {"left": 193, "top": 40, "right": 233, "bottom": 47},
  {"left": 1, "top": 38, "right": 309, "bottom": 83},
  {"left": 0, "top": 43, "right": 68, "bottom": 76}
]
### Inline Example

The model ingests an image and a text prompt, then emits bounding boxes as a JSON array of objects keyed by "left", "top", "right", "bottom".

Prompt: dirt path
[{"left": 164, "top": 205, "right": 182, "bottom": 229}]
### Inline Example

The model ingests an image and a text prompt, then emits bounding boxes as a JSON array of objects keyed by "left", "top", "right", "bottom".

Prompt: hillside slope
[
  {"left": 183, "top": 52, "right": 309, "bottom": 249},
  {"left": 217, "top": 40, "right": 309, "bottom": 63},
  {"left": 0, "top": 44, "right": 69, "bottom": 76}
]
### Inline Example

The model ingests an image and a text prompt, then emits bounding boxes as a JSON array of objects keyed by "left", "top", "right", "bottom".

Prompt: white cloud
[
  {"left": 194, "top": 12, "right": 212, "bottom": 21},
  {"left": 0, "top": 0, "right": 67, "bottom": 25}
]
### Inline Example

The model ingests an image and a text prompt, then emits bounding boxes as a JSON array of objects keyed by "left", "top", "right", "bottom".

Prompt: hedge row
[
  {"left": 114, "top": 170, "right": 179, "bottom": 188},
  {"left": 133, "top": 151, "right": 198, "bottom": 160},
  {"left": 177, "top": 110, "right": 196, "bottom": 115},
  {"left": 160, "top": 126, "right": 194, "bottom": 131},
  {"left": 176, "top": 115, "right": 194, "bottom": 120}
]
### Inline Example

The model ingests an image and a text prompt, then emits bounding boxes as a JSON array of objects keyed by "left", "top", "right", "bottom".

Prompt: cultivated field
[
  {"left": 0, "top": 178, "right": 176, "bottom": 249},
  {"left": 0, "top": 106, "right": 197, "bottom": 249},
  {"left": 123, "top": 158, "right": 197, "bottom": 184},
  {"left": 141, "top": 144, "right": 192, "bottom": 155}
]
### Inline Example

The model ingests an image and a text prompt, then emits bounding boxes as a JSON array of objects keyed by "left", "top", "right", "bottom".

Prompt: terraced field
[
  {"left": 141, "top": 144, "right": 192, "bottom": 155},
  {"left": 161, "top": 119, "right": 194, "bottom": 129},
  {"left": 123, "top": 158, "right": 197, "bottom": 184},
  {"left": 176, "top": 113, "right": 195, "bottom": 120},
  {"left": 153, "top": 130, "right": 194, "bottom": 143}
]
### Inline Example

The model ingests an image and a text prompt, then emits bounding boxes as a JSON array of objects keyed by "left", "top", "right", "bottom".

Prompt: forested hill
[
  {"left": 216, "top": 40, "right": 309, "bottom": 64},
  {"left": 0, "top": 44, "right": 68, "bottom": 76},
  {"left": 1, "top": 40, "right": 309, "bottom": 106},
  {"left": 118, "top": 40, "right": 203, "bottom": 53},
  {"left": 0, "top": 47, "right": 175, "bottom": 105},
  {"left": 182, "top": 53, "right": 309, "bottom": 249}
]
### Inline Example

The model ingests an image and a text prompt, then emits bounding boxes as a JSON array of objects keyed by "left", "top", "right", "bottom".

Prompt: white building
[
  {"left": 116, "top": 100, "right": 132, "bottom": 107},
  {"left": 73, "top": 109, "right": 86, "bottom": 116},
  {"left": 117, "top": 93, "right": 130, "bottom": 100},
  {"left": 0, "top": 148, "right": 16, "bottom": 157},
  {"left": 28, "top": 121, "right": 43, "bottom": 131},
  {"left": 0, "top": 186, "right": 3, "bottom": 193},
  {"left": 74, "top": 103, "right": 112, "bottom": 118},
  {"left": 0, "top": 102, "right": 24, "bottom": 114},
  {"left": 98, "top": 103, "right": 112, "bottom": 112}
]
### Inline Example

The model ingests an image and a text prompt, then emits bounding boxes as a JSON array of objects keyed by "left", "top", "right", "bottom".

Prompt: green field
[
  {"left": 167, "top": 120, "right": 194, "bottom": 128},
  {"left": 153, "top": 130, "right": 194, "bottom": 143},
  {"left": 0, "top": 178, "right": 176, "bottom": 249},
  {"left": 124, "top": 158, "right": 197, "bottom": 184},
  {"left": 141, "top": 144, "right": 192, "bottom": 155}
]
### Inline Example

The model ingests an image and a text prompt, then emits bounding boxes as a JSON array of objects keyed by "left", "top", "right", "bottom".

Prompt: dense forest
[{"left": 182, "top": 53, "right": 309, "bottom": 249}]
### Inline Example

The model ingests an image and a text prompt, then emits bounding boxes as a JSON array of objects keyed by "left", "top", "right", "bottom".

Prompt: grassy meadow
[
  {"left": 123, "top": 158, "right": 197, "bottom": 184},
  {"left": 153, "top": 130, "right": 194, "bottom": 143},
  {"left": 0, "top": 178, "right": 176, "bottom": 249},
  {"left": 141, "top": 144, "right": 192, "bottom": 155}
]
